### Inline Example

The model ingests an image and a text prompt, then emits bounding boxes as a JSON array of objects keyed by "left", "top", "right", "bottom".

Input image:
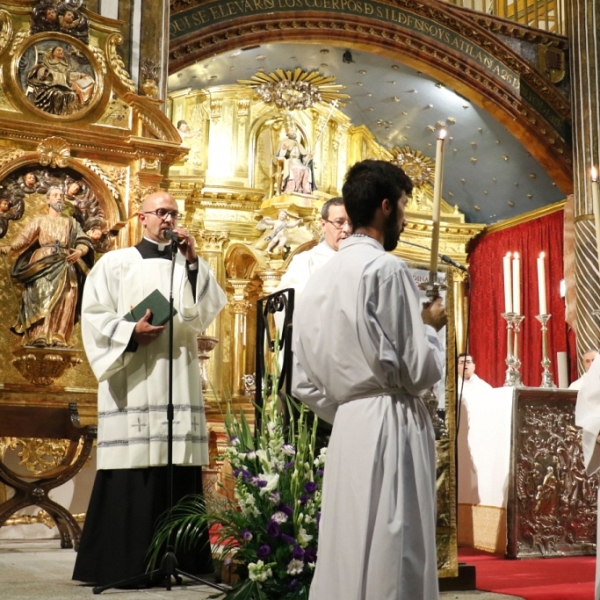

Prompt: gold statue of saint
[
  {"left": 274, "top": 120, "right": 314, "bottom": 195},
  {"left": 0, "top": 187, "right": 94, "bottom": 347}
]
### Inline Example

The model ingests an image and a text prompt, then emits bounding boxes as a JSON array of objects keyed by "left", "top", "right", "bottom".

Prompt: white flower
[
  {"left": 257, "top": 472, "right": 279, "bottom": 495},
  {"left": 267, "top": 421, "right": 277, "bottom": 434},
  {"left": 272, "top": 511, "right": 288, "bottom": 524},
  {"left": 246, "top": 450, "right": 257, "bottom": 459},
  {"left": 297, "top": 526, "right": 313, "bottom": 547},
  {"left": 304, "top": 514, "right": 314, "bottom": 524},
  {"left": 282, "top": 444, "right": 296, "bottom": 456},
  {"left": 286, "top": 558, "right": 304, "bottom": 575},
  {"left": 248, "top": 560, "right": 273, "bottom": 582},
  {"left": 230, "top": 436, "right": 240, "bottom": 446}
]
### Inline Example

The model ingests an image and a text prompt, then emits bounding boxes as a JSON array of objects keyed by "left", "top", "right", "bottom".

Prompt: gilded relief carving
[
  {"left": 31, "top": 2, "right": 89, "bottom": 44},
  {"left": 509, "top": 395, "right": 597, "bottom": 558},
  {"left": 0, "top": 10, "right": 14, "bottom": 58}
]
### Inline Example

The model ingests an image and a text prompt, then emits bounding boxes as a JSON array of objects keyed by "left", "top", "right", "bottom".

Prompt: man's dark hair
[
  {"left": 342, "top": 160, "right": 413, "bottom": 228},
  {"left": 320, "top": 197, "right": 344, "bottom": 220}
]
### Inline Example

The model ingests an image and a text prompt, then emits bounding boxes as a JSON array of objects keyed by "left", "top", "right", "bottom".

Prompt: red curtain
[{"left": 467, "top": 210, "right": 576, "bottom": 388}]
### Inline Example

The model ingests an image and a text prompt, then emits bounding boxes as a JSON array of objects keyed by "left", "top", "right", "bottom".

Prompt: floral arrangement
[{"left": 149, "top": 392, "right": 325, "bottom": 600}]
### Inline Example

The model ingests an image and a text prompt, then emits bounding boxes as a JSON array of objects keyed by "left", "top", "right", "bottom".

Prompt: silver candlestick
[
  {"left": 502, "top": 312, "right": 524, "bottom": 387},
  {"left": 535, "top": 313, "right": 556, "bottom": 388}
]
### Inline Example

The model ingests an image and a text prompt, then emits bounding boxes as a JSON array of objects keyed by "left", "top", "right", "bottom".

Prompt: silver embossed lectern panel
[{"left": 507, "top": 388, "right": 597, "bottom": 558}]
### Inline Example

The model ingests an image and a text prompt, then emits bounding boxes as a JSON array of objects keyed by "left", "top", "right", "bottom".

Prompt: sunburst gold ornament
[
  {"left": 239, "top": 68, "right": 349, "bottom": 110},
  {"left": 391, "top": 146, "right": 435, "bottom": 188}
]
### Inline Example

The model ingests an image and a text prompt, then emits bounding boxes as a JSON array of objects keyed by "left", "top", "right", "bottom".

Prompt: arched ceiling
[{"left": 168, "top": 42, "right": 566, "bottom": 225}]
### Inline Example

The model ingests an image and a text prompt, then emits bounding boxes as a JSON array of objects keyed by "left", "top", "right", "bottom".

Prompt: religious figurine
[
  {"left": 0, "top": 189, "right": 24, "bottom": 238},
  {"left": 25, "top": 44, "right": 95, "bottom": 116},
  {"left": 0, "top": 186, "right": 94, "bottom": 347},
  {"left": 31, "top": 2, "right": 89, "bottom": 43},
  {"left": 274, "top": 120, "right": 315, "bottom": 195},
  {"left": 256, "top": 209, "right": 303, "bottom": 256}
]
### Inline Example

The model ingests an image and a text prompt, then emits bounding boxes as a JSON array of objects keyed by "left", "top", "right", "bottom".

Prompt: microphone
[
  {"left": 163, "top": 229, "right": 184, "bottom": 244},
  {"left": 399, "top": 239, "right": 469, "bottom": 273}
]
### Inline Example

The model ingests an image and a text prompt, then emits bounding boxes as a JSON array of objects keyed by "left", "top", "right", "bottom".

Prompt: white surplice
[
  {"left": 278, "top": 240, "right": 336, "bottom": 297},
  {"left": 292, "top": 235, "right": 444, "bottom": 600},
  {"left": 575, "top": 355, "right": 600, "bottom": 600},
  {"left": 81, "top": 247, "right": 226, "bottom": 470}
]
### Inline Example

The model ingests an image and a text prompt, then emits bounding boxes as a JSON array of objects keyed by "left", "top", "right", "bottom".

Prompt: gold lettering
[
  {"left": 364, "top": 2, "right": 373, "bottom": 14},
  {"left": 209, "top": 6, "right": 220, "bottom": 18}
]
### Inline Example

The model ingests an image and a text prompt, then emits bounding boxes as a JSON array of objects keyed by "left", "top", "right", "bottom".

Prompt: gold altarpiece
[
  {"left": 167, "top": 82, "right": 484, "bottom": 576},
  {"left": 0, "top": 5, "right": 183, "bottom": 519}
]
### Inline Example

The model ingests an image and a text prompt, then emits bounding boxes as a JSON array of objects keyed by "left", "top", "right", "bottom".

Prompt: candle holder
[
  {"left": 502, "top": 312, "right": 524, "bottom": 387},
  {"left": 535, "top": 314, "right": 556, "bottom": 388},
  {"left": 419, "top": 272, "right": 448, "bottom": 300}
]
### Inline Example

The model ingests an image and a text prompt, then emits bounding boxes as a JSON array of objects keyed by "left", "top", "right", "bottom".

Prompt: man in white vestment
[
  {"left": 277, "top": 197, "right": 351, "bottom": 297},
  {"left": 569, "top": 349, "right": 598, "bottom": 390},
  {"left": 457, "top": 353, "right": 492, "bottom": 398},
  {"left": 73, "top": 191, "right": 227, "bottom": 586},
  {"left": 293, "top": 160, "right": 447, "bottom": 600},
  {"left": 574, "top": 354, "right": 600, "bottom": 600}
]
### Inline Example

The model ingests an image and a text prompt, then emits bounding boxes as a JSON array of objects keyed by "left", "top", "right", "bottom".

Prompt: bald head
[{"left": 138, "top": 191, "right": 180, "bottom": 243}]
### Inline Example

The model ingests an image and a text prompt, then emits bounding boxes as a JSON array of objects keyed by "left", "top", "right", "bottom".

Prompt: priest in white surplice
[
  {"left": 277, "top": 197, "right": 350, "bottom": 297},
  {"left": 575, "top": 354, "right": 600, "bottom": 600},
  {"left": 293, "top": 160, "right": 447, "bottom": 600},
  {"left": 457, "top": 353, "right": 492, "bottom": 399},
  {"left": 73, "top": 191, "right": 226, "bottom": 586}
]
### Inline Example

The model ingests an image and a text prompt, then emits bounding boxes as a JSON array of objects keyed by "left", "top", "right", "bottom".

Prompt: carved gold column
[
  {"left": 567, "top": 4, "right": 600, "bottom": 369},
  {"left": 452, "top": 271, "right": 470, "bottom": 354},
  {"left": 197, "top": 230, "right": 229, "bottom": 398},
  {"left": 228, "top": 280, "right": 252, "bottom": 398}
]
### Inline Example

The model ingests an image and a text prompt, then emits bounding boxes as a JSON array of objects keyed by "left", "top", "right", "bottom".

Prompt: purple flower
[
  {"left": 251, "top": 477, "right": 267, "bottom": 488},
  {"left": 241, "top": 529, "right": 253, "bottom": 542},
  {"left": 281, "top": 533, "right": 296, "bottom": 545},
  {"left": 288, "top": 578, "right": 300, "bottom": 591},
  {"left": 299, "top": 494, "right": 309, "bottom": 505},
  {"left": 304, "top": 547, "right": 317, "bottom": 563},
  {"left": 304, "top": 481, "right": 317, "bottom": 494},
  {"left": 316, "top": 469, "right": 324, "bottom": 476},
  {"left": 268, "top": 491, "right": 281, "bottom": 504},
  {"left": 276, "top": 503, "right": 293, "bottom": 517},
  {"left": 233, "top": 468, "right": 251, "bottom": 482},
  {"left": 266, "top": 520, "right": 281, "bottom": 538},
  {"left": 257, "top": 545, "right": 271, "bottom": 558},
  {"left": 292, "top": 545, "right": 305, "bottom": 560},
  {"left": 283, "top": 461, "right": 295, "bottom": 470}
]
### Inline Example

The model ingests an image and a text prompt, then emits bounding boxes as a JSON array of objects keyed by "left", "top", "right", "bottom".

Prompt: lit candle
[
  {"left": 503, "top": 252, "right": 512, "bottom": 313},
  {"left": 430, "top": 129, "right": 447, "bottom": 275},
  {"left": 537, "top": 252, "right": 547, "bottom": 315},
  {"left": 512, "top": 252, "right": 521, "bottom": 315},
  {"left": 592, "top": 167, "right": 600, "bottom": 275}
]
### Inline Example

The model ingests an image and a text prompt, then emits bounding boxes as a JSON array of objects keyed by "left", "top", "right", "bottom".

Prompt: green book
[{"left": 124, "top": 289, "right": 177, "bottom": 326}]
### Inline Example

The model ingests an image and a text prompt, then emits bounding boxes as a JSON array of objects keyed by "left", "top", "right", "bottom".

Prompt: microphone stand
[{"left": 93, "top": 240, "right": 225, "bottom": 595}]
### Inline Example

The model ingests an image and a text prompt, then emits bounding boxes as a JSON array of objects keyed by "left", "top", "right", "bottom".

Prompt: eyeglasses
[
  {"left": 325, "top": 219, "right": 350, "bottom": 230},
  {"left": 458, "top": 359, "right": 474, "bottom": 365},
  {"left": 143, "top": 209, "right": 182, "bottom": 220}
]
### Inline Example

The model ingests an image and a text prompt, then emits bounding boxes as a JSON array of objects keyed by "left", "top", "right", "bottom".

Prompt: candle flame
[
  {"left": 593, "top": 167, "right": 598, "bottom": 182},
  {"left": 438, "top": 129, "right": 447, "bottom": 140},
  {"left": 540, "top": 251, "right": 545, "bottom": 259},
  {"left": 514, "top": 252, "right": 519, "bottom": 259},
  {"left": 505, "top": 252, "right": 511, "bottom": 258}
]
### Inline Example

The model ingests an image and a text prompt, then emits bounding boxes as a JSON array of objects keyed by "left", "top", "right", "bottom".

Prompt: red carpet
[{"left": 459, "top": 547, "right": 596, "bottom": 599}]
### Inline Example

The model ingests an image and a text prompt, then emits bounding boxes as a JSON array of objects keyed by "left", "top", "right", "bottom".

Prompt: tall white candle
[
  {"left": 592, "top": 167, "right": 600, "bottom": 275},
  {"left": 537, "top": 252, "right": 547, "bottom": 315},
  {"left": 512, "top": 252, "right": 521, "bottom": 315},
  {"left": 503, "top": 252, "right": 512, "bottom": 313},
  {"left": 430, "top": 129, "right": 447, "bottom": 275},
  {"left": 557, "top": 351, "right": 569, "bottom": 389}
]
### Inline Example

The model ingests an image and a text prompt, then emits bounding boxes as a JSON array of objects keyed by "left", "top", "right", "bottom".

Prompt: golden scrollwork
[
  {"left": 11, "top": 347, "right": 83, "bottom": 387},
  {"left": 198, "top": 230, "right": 229, "bottom": 252},
  {"left": 3, "top": 437, "right": 72, "bottom": 475},
  {"left": 5, "top": 510, "right": 86, "bottom": 528},
  {"left": 107, "top": 33, "right": 136, "bottom": 92},
  {"left": 0, "top": 10, "right": 13, "bottom": 58},
  {"left": 36, "top": 136, "right": 71, "bottom": 168},
  {"left": 8, "top": 24, "right": 29, "bottom": 58},
  {"left": 0, "top": 148, "right": 25, "bottom": 169},
  {"left": 391, "top": 146, "right": 435, "bottom": 188},
  {"left": 89, "top": 42, "right": 107, "bottom": 76},
  {"left": 97, "top": 93, "right": 131, "bottom": 128},
  {"left": 82, "top": 159, "right": 124, "bottom": 204}
]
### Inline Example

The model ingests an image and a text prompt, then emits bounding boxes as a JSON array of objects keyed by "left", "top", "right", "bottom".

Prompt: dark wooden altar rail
[{"left": 0, "top": 402, "right": 96, "bottom": 550}]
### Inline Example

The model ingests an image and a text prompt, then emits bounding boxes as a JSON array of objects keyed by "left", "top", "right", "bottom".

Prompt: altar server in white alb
[
  {"left": 277, "top": 197, "right": 351, "bottom": 297},
  {"left": 293, "top": 159, "right": 447, "bottom": 600},
  {"left": 575, "top": 353, "right": 600, "bottom": 600},
  {"left": 73, "top": 191, "right": 227, "bottom": 586}
]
